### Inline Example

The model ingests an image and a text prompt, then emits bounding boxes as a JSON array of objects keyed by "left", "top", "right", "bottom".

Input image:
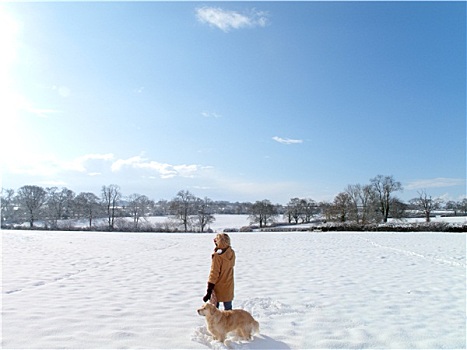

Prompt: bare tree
[
  {"left": 46, "top": 187, "right": 75, "bottom": 228},
  {"left": 345, "top": 184, "right": 377, "bottom": 224},
  {"left": 318, "top": 201, "right": 333, "bottom": 222},
  {"left": 285, "top": 198, "right": 302, "bottom": 224},
  {"left": 333, "top": 192, "right": 352, "bottom": 222},
  {"left": 445, "top": 201, "right": 459, "bottom": 216},
  {"left": 249, "top": 200, "right": 278, "bottom": 228},
  {"left": 390, "top": 197, "right": 407, "bottom": 220},
  {"left": 370, "top": 175, "right": 403, "bottom": 223},
  {"left": 345, "top": 185, "right": 362, "bottom": 223},
  {"left": 127, "top": 194, "right": 153, "bottom": 230},
  {"left": 1, "top": 188, "right": 16, "bottom": 226},
  {"left": 169, "top": 190, "right": 197, "bottom": 232},
  {"left": 17, "top": 185, "right": 47, "bottom": 227},
  {"left": 284, "top": 198, "right": 316, "bottom": 224},
  {"left": 445, "top": 199, "right": 467, "bottom": 216},
  {"left": 461, "top": 198, "right": 467, "bottom": 215},
  {"left": 195, "top": 196, "right": 215, "bottom": 232},
  {"left": 75, "top": 192, "right": 101, "bottom": 228},
  {"left": 410, "top": 190, "right": 443, "bottom": 222},
  {"left": 360, "top": 184, "right": 379, "bottom": 223},
  {"left": 101, "top": 184, "right": 122, "bottom": 230},
  {"left": 300, "top": 198, "right": 317, "bottom": 223},
  {"left": 153, "top": 199, "right": 170, "bottom": 216}
]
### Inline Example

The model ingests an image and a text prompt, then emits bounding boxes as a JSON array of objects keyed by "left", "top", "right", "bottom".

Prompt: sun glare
[
  {"left": 0, "top": 7, "right": 20, "bottom": 74},
  {"left": 0, "top": 7, "right": 25, "bottom": 164}
]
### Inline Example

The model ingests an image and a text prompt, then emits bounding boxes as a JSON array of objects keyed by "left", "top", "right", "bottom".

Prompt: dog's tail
[{"left": 252, "top": 320, "right": 260, "bottom": 335}]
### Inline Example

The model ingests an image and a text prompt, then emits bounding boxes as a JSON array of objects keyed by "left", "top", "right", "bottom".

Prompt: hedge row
[
  {"left": 3, "top": 221, "right": 466, "bottom": 233},
  {"left": 257, "top": 221, "right": 467, "bottom": 233}
]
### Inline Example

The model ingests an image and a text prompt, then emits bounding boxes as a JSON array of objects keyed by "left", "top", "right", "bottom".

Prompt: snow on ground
[
  {"left": 15, "top": 214, "right": 466, "bottom": 232},
  {"left": 388, "top": 216, "right": 467, "bottom": 224},
  {"left": 2, "top": 230, "right": 466, "bottom": 349},
  {"left": 143, "top": 214, "right": 252, "bottom": 232},
  {"left": 44, "top": 214, "right": 252, "bottom": 231}
]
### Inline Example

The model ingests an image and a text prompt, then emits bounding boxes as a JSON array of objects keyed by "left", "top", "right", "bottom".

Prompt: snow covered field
[
  {"left": 143, "top": 214, "right": 252, "bottom": 232},
  {"left": 2, "top": 230, "right": 466, "bottom": 349}
]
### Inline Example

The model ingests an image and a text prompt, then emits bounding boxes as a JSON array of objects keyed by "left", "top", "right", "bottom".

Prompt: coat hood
[{"left": 214, "top": 246, "right": 235, "bottom": 263}]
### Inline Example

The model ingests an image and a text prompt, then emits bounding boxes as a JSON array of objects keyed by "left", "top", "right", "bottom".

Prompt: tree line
[
  {"left": 248, "top": 175, "right": 466, "bottom": 228},
  {"left": 1, "top": 185, "right": 253, "bottom": 232},
  {"left": 1, "top": 175, "right": 466, "bottom": 232}
]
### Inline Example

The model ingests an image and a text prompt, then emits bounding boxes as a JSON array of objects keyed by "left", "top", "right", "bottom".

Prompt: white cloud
[
  {"left": 272, "top": 136, "right": 303, "bottom": 145},
  {"left": 4, "top": 152, "right": 114, "bottom": 177},
  {"left": 201, "top": 111, "right": 221, "bottom": 119},
  {"left": 111, "top": 156, "right": 206, "bottom": 179},
  {"left": 5, "top": 152, "right": 206, "bottom": 182},
  {"left": 38, "top": 180, "right": 68, "bottom": 187},
  {"left": 52, "top": 85, "right": 71, "bottom": 98},
  {"left": 196, "top": 7, "right": 268, "bottom": 32},
  {"left": 110, "top": 156, "right": 143, "bottom": 172},
  {"left": 405, "top": 177, "right": 465, "bottom": 190},
  {"left": 5, "top": 154, "right": 64, "bottom": 177},
  {"left": 25, "top": 107, "right": 62, "bottom": 118},
  {"left": 7, "top": 92, "right": 62, "bottom": 118},
  {"left": 192, "top": 185, "right": 212, "bottom": 190},
  {"left": 65, "top": 153, "right": 114, "bottom": 172}
]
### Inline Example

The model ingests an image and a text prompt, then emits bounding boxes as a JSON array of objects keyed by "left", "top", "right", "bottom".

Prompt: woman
[{"left": 203, "top": 232, "right": 236, "bottom": 310}]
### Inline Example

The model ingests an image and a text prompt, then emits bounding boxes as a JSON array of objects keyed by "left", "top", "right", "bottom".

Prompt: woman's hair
[{"left": 216, "top": 233, "right": 231, "bottom": 248}]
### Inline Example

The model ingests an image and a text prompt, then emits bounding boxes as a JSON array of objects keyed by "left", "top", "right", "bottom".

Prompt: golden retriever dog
[{"left": 197, "top": 303, "right": 259, "bottom": 343}]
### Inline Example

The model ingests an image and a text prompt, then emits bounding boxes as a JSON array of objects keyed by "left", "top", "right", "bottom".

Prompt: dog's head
[{"left": 197, "top": 303, "right": 217, "bottom": 317}]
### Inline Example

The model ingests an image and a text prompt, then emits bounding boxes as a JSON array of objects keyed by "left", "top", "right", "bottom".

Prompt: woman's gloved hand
[{"left": 203, "top": 282, "right": 215, "bottom": 302}]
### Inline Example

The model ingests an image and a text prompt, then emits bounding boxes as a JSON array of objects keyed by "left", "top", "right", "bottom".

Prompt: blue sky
[{"left": 1, "top": 1, "right": 465, "bottom": 204}]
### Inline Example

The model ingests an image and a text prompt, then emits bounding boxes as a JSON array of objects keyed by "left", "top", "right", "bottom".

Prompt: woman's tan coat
[{"left": 207, "top": 245, "right": 235, "bottom": 302}]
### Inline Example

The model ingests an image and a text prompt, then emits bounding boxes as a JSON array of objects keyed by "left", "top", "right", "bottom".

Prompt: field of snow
[
  {"left": 2, "top": 230, "right": 466, "bottom": 349},
  {"left": 42, "top": 214, "right": 253, "bottom": 231},
  {"left": 143, "top": 214, "right": 252, "bottom": 232},
  {"left": 15, "top": 213, "right": 466, "bottom": 232},
  {"left": 389, "top": 216, "right": 467, "bottom": 224}
]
